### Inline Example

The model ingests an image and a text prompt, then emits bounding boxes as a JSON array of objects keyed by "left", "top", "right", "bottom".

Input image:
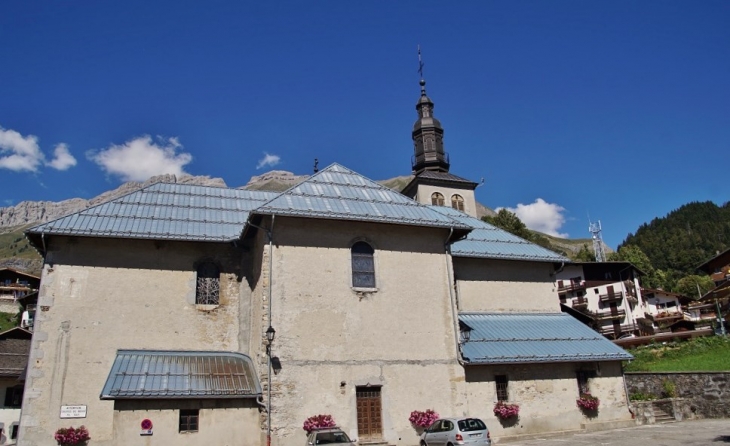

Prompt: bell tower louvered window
[
  {"left": 351, "top": 241, "right": 375, "bottom": 288},
  {"left": 431, "top": 192, "right": 445, "bottom": 206},
  {"left": 451, "top": 194, "right": 464, "bottom": 211}
]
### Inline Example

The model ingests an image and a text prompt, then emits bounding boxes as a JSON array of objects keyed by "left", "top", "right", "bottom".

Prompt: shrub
[
  {"left": 409, "top": 409, "right": 439, "bottom": 428},
  {"left": 661, "top": 379, "right": 677, "bottom": 398},
  {"left": 629, "top": 392, "right": 656, "bottom": 401}
]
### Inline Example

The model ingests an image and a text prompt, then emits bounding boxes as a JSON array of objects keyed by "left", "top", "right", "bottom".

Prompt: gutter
[{"left": 444, "top": 227, "right": 467, "bottom": 367}]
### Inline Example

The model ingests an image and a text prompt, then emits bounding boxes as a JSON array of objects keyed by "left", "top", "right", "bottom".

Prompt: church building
[{"left": 19, "top": 76, "right": 634, "bottom": 446}]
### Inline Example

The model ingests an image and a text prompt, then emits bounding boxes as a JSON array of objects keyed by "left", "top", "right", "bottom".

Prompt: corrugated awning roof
[
  {"left": 252, "top": 163, "right": 471, "bottom": 230},
  {"left": 100, "top": 350, "right": 262, "bottom": 399},
  {"left": 26, "top": 183, "right": 278, "bottom": 243},
  {"left": 429, "top": 206, "right": 570, "bottom": 263},
  {"left": 459, "top": 313, "right": 633, "bottom": 364}
]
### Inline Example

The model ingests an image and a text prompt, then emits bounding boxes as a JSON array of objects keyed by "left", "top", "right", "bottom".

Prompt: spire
[{"left": 411, "top": 46, "right": 449, "bottom": 174}]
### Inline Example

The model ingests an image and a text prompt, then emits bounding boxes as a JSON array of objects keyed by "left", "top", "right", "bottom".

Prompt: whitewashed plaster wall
[
  {"left": 413, "top": 184, "right": 477, "bottom": 218},
  {"left": 464, "top": 361, "right": 632, "bottom": 441},
  {"left": 19, "top": 237, "right": 251, "bottom": 446},
  {"left": 454, "top": 258, "right": 559, "bottom": 313},
  {"left": 252, "top": 217, "right": 465, "bottom": 446}
]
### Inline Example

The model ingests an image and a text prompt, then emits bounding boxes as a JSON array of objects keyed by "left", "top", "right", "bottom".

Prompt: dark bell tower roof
[{"left": 412, "top": 78, "right": 450, "bottom": 174}]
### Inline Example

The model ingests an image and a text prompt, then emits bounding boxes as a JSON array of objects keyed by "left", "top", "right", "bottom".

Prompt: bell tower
[{"left": 402, "top": 46, "right": 480, "bottom": 217}]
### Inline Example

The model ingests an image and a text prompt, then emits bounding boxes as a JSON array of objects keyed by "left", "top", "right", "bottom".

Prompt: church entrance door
[{"left": 356, "top": 386, "right": 382, "bottom": 441}]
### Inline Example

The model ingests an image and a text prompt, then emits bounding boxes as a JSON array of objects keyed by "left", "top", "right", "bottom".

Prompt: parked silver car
[
  {"left": 420, "top": 417, "right": 491, "bottom": 446},
  {"left": 306, "top": 428, "right": 356, "bottom": 446}
]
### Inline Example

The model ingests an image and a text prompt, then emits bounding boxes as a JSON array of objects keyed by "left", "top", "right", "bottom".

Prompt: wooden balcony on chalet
[
  {"left": 599, "top": 324, "right": 635, "bottom": 335},
  {"left": 558, "top": 281, "right": 587, "bottom": 293},
  {"left": 571, "top": 297, "right": 589, "bottom": 309},
  {"left": 599, "top": 291, "right": 624, "bottom": 303},
  {"left": 595, "top": 308, "right": 626, "bottom": 320},
  {"left": 645, "top": 310, "right": 684, "bottom": 322}
]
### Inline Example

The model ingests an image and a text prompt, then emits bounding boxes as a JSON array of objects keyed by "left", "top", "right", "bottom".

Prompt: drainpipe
[
  {"left": 549, "top": 260, "right": 565, "bottom": 277},
  {"left": 444, "top": 228, "right": 466, "bottom": 367},
  {"left": 267, "top": 215, "right": 275, "bottom": 446}
]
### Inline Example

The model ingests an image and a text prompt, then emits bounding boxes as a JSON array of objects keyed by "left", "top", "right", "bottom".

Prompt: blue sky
[{"left": 1, "top": 1, "right": 728, "bottom": 248}]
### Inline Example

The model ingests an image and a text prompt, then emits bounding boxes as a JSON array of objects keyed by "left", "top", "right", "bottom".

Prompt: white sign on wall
[{"left": 60, "top": 405, "right": 87, "bottom": 419}]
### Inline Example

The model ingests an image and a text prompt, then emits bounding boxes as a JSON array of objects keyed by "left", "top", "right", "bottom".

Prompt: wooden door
[{"left": 356, "top": 386, "right": 382, "bottom": 441}]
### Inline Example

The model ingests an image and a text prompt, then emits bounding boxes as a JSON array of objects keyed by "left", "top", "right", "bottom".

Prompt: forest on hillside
[
  {"left": 485, "top": 201, "right": 730, "bottom": 296},
  {"left": 617, "top": 201, "right": 730, "bottom": 293}
]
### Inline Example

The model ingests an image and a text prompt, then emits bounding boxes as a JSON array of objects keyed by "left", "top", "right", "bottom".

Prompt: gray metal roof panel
[
  {"left": 100, "top": 350, "right": 262, "bottom": 399},
  {"left": 27, "top": 183, "right": 278, "bottom": 242},
  {"left": 254, "top": 163, "right": 471, "bottom": 230},
  {"left": 416, "top": 170, "right": 478, "bottom": 185},
  {"left": 429, "top": 206, "right": 570, "bottom": 263},
  {"left": 459, "top": 313, "right": 632, "bottom": 364}
]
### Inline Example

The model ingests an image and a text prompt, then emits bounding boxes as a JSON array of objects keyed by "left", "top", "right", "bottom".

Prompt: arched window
[
  {"left": 351, "top": 241, "right": 375, "bottom": 288},
  {"left": 431, "top": 192, "right": 445, "bottom": 206},
  {"left": 196, "top": 261, "right": 220, "bottom": 305},
  {"left": 451, "top": 194, "right": 464, "bottom": 211}
]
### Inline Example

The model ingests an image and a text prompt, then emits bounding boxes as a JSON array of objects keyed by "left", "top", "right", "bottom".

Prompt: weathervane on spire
[{"left": 417, "top": 44, "right": 425, "bottom": 80}]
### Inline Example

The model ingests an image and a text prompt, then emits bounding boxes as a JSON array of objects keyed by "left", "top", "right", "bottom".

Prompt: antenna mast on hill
[{"left": 589, "top": 220, "right": 607, "bottom": 262}]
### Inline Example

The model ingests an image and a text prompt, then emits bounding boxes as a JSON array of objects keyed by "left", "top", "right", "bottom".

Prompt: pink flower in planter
[
  {"left": 577, "top": 393, "right": 600, "bottom": 411},
  {"left": 409, "top": 409, "right": 439, "bottom": 428},
  {"left": 493, "top": 402, "right": 520, "bottom": 419},
  {"left": 303, "top": 414, "right": 336, "bottom": 433},
  {"left": 54, "top": 426, "right": 90, "bottom": 445}
]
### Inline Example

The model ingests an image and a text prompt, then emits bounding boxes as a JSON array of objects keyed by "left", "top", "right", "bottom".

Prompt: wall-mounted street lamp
[{"left": 266, "top": 326, "right": 276, "bottom": 346}]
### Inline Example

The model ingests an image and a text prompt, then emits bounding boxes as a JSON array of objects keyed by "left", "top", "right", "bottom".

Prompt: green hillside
[
  {"left": 624, "top": 336, "right": 730, "bottom": 372},
  {"left": 0, "top": 225, "right": 39, "bottom": 260}
]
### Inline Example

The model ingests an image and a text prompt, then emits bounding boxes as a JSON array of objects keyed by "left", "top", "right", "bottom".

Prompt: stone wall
[{"left": 625, "top": 372, "right": 730, "bottom": 419}]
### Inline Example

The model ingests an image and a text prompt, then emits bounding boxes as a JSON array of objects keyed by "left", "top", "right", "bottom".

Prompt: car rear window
[{"left": 458, "top": 418, "right": 487, "bottom": 432}]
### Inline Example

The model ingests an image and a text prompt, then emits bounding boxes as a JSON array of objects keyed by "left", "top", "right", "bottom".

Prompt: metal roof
[
  {"left": 414, "top": 170, "right": 478, "bottom": 185},
  {"left": 26, "top": 183, "right": 278, "bottom": 242},
  {"left": 429, "top": 206, "right": 570, "bottom": 263},
  {"left": 459, "top": 313, "right": 633, "bottom": 364},
  {"left": 100, "top": 350, "right": 262, "bottom": 399},
  {"left": 253, "top": 163, "right": 472, "bottom": 230}
]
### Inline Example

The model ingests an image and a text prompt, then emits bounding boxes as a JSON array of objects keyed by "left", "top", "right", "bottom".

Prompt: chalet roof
[
  {"left": 0, "top": 268, "right": 40, "bottom": 281},
  {"left": 252, "top": 163, "right": 472, "bottom": 231},
  {"left": 697, "top": 247, "right": 730, "bottom": 274},
  {"left": 459, "top": 313, "right": 632, "bottom": 364},
  {"left": 429, "top": 206, "right": 570, "bottom": 263},
  {"left": 26, "top": 184, "right": 279, "bottom": 243},
  {"left": 0, "top": 328, "right": 31, "bottom": 378},
  {"left": 100, "top": 350, "right": 261, "bottom": 399}
]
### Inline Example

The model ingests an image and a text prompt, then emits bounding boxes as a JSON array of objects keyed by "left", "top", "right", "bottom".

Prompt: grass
[
  {"left": 0, "top": 225, "right": 41, "bottom": 260},
  {"left": 0, "top": 312, "right": 20, "bottom": 333},
  {"left": 624, "top": 336, "right": 730, "bottom": 372}
]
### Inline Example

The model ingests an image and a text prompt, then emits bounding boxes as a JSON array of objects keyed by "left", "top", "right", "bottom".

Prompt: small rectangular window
[
  {"left": 10, "top": 423, "right": 18, "bottom": 440},
  {"left": 179, "top": 409, "right": 199, "bottom": 433},
  {"left": 3, "top": 386, "right": 23, "bottom": 408},
  {"left": 495, "top": 375, "right": 509, "bottom": 402},
  {"left": 576, "top": 371, "right": 595, "bottom": 395}
]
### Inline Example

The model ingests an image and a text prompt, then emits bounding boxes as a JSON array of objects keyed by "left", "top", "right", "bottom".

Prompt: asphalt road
[{"left": 501, "top": 419, "right": 730, "bottom": 446}]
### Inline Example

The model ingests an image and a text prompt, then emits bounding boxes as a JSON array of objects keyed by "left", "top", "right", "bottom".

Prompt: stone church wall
[{"left": 20, "top": 236, "right": 250, "bottom": 445}]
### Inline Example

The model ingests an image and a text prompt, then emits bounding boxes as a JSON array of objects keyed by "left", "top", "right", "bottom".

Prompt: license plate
[{"left": 470, "top": 433, "right": 482, "bottom": 437}]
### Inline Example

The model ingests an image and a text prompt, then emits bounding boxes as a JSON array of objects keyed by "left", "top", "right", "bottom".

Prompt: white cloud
[
  {"left": 47, "top": 143, "right": 77, "bottom": 171},
  {"left": 256, "top": 152, "right": 281, "bottom": 170},
  {"left": 503, "top": 198, "right": 568, "bottom": 238},
  {"left": 0, "top": 126, "right": 77, "bottom": 173},
  {"left": 88, "top": 135, "right": 192, "bottom": 182},
  {"left": 0, "top": 126, "right": 44, "bottom": 172}
]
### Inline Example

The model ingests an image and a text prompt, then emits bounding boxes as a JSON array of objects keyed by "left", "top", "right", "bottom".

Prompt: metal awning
[{"left": 100, "top": 350, "right": 262, "bottom": 400}]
